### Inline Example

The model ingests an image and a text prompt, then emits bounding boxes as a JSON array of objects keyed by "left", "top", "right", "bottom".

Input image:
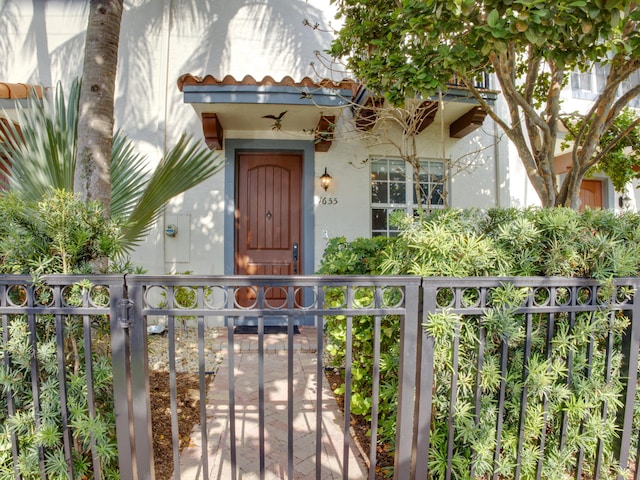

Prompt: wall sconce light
[
  {"left": 320, "top": 167, "right": 332, "bottom": 191},
  {"left": 619, "top": 193, "right": 632, "bottom": 209}
]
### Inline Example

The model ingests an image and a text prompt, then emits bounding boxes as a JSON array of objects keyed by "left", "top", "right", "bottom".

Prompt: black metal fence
[{"left": 1, "top": 275, "right": 639, "bottom": 480}]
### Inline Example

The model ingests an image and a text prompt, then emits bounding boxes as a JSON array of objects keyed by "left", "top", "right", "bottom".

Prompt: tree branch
[
  {"left": 577, "top": 59, "right": 640, "bottom": 172},
  {"left": 603, "top": 82, "right": 640, "bottom": 132},
  {"left": 590, "top": 117, "right": 640, "bottom": 169},
  {"left": 523, "top": 47, "right": 541, "bottom": 104},
  {"left": 489, "top": 50, "right": 555, "bottom": 204},
  {"left": 491, "top": 50, "right": 550, "bottom": 135}
]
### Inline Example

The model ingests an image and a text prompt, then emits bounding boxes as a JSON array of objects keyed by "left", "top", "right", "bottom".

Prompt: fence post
[
  {"left": 394, "top": 280, "right": 422, "bottom": 480},
  {"left": 110, "top": 277, "right": 156, "bottom": 480},
  {"left": 413, "top": 280, "right": 436, "bottom": 480},
  {"left": 128, "top": 278, "right": 156, "bottom": 480},
  {"left": 614, "top": 279, "right": 640, "bottom": 479},
  {"left": 110, "top": 280, "right": 136, "bottom": 480}
]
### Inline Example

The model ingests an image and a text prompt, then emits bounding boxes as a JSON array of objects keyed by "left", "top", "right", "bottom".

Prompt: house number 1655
[{"left": 319, "top": 197, "right": 338, "bottom": 205}]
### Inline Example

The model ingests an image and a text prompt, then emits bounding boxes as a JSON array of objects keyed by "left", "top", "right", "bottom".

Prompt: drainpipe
[
  {"left": 160, "top": 0, "right": 174, "bottom": 154},
  {"left": 491, "top": 73, "right": 503, "bottom": 208},
  {"left": 160, "top": 0, "right": 174, "bottom": 272},
  {"left": 494, "top": 116, "right": 501, "bottom": 207}
]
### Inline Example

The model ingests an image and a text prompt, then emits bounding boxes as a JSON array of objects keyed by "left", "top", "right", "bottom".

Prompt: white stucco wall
[{"left": 2, "top": 0, "right": 534, "bottom": 275}]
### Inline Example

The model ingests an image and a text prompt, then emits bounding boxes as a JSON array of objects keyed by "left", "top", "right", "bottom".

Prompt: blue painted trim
[
  {"left": 440, "top": 89, "right": 498, "bottom": 104},
  {"left": 223, "top": 139, "right": 316, "bottom": 279},
  {"left": 353, "top": 86, "right": 497, "bottom": 106},
  {"left": 183, "top": 84, "right": 353, "bottom": 107}
]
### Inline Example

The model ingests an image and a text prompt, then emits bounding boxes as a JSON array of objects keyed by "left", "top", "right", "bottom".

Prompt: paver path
[{"left": 177, "top": 328, "right": 367, "bottom": 480}]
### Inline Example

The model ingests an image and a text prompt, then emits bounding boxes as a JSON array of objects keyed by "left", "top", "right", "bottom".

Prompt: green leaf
[
  {"left": 491, "top": 27, "right": 508, "bottom": 39},
  {"left": 524, "top": 27, "right": 541, "bottom": 44},
  {"left": 487, "top": 9, "right": 500, "bottom": 27}
]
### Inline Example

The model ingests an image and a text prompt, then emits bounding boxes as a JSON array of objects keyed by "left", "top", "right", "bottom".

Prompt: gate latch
[{"left": 118, "top": 299, "right": 135, "bottom": 329}]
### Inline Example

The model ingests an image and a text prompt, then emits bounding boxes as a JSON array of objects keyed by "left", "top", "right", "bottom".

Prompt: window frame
[
  {"left": 370, "top": 156, "right": 446, "bottom": 237},
  {"left": 571, "top": 64, "right": 640, "bottom": 107}
]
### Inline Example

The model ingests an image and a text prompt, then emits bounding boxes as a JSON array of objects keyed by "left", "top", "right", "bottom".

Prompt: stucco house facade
[{"left": 1, "top": 0, "right": 637, "bottom": 279}]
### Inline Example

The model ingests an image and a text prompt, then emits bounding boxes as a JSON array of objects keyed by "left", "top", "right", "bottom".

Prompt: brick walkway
[{"left": 177, "top": 327, "right": 368, "bottom": 479}]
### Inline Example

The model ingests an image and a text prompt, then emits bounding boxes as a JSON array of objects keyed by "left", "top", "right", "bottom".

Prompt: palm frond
[
  {"left": 110, "top": 131, "right": 149, "bottom": 220},
  {"left": 0, "top": 80, "right": 79, "bottom": 201},
  {"left": 0, "top": 77, "right": 223, "bottom": 252},
  {"left": 122, "top": 134, "right": 223, "bottom": 247}
]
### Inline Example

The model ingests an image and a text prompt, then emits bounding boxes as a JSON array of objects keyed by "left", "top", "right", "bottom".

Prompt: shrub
[
  {"left": 319, "top": 208, "right": 640, "bottom": 478},
  {"left": 0, "top": 190, "right": 132, "bottom": 479},
  {"left": 381, "top": 207, "right": 640, "bottom": 279}
]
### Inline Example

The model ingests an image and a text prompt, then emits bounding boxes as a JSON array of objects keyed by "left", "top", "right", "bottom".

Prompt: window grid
[
  {"left": 571, "top": 64, "right": 640, "bottom": 106},
  {"left": 370, "top": 158, "right": 445, "bottom": 237}
]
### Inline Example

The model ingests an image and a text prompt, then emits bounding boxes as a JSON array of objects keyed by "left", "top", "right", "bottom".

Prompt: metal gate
[{"left": 1, "top": 275, "right": 640, "bottom": 480}]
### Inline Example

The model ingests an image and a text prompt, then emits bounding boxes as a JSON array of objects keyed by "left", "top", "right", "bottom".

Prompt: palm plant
[{"left": 0, "top": 78, "right": 223, "bottom": 250}]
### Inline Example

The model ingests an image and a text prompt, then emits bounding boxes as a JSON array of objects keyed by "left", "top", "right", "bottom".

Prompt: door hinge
[{"left": 117, "top": 298, "right": 135, "bottom": 329}]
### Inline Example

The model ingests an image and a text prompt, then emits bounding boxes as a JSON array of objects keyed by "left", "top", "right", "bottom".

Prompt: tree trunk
[{"left": 75, "top": 0, "right": 123, "bottom": 215}]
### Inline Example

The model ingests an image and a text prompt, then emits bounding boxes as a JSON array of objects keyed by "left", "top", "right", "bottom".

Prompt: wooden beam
[
  {"left": 315, "top": 115, "right": 335, "bottom": 152},
  {"left": 554, "top": 151, "right": 573, "bottom": 173},
  {"left": 450, "top": 106, "right": 487, "bottom": 138},
  {"left": 412, "top": 101, "right": 439, "bottom": 134},
  {"left": 354, "top": 97, "right": 383, "bottom": 130},
  {"left": 201, "top": 113, "right": 223, "bottom": 150}
]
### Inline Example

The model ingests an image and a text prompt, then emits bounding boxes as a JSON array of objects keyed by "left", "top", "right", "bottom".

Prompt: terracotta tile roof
[
  {"left": 0, "top": 82, "right": 44, "bottom": 100},
  {"left": 177, "top": 74, "right": 359, "bottom": 94}
]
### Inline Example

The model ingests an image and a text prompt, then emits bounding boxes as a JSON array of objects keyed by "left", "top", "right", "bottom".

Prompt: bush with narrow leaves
[
  {"left": 319, "top": 208, "right": 640, "bottom": 479},
  {"left": 0, "top": 190, "right": 131, "bottom": 479}
]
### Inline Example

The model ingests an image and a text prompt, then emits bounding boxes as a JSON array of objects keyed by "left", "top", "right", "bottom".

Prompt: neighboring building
[{"left": 0, "top": 1, "right": 637, "bottom": 282}]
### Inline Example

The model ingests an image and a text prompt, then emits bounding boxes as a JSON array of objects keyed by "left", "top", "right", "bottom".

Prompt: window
[
  {"left": 571, "top": 64, "right": 640, "bottom": 106},
  {"left": 370, "top": 157, "right": 445, "bottom": 237},
  {"left": 571, "top": 64, "right": 608, "bottom": 100},
  {"left": 620, "top": 70, "right": 640, "bottom": 107}
]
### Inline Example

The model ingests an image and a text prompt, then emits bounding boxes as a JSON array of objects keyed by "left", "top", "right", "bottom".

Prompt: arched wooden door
[{"left": 235, "top": 151, "right": 302, "bottom": 305}]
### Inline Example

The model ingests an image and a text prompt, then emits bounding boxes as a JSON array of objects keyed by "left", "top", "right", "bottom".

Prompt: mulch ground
[{"left": 150, "top": 371, "right": 208, "bottom": 480}]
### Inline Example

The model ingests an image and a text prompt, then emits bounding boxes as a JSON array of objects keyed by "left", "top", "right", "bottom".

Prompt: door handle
[{"left": 292, "top": 242, "right": 299, "bottom": 274}]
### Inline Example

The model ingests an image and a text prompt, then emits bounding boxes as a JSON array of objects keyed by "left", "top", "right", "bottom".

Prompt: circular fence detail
[
  {"left": 576, "top": 286, "right": 594, "bottom": 306},
  {"left": 144, "top": 285, "right": 168, "bottom": 309},
  {"left": 264, "top": 286, "right": 288, "bottom": 310},
  {"left": 6, "top": 285, "right": 28, "bottom": 307},
  {"left": 532, "top": 287, "right": 551, "bottom": 307},
  {"left": 60, "top": 284, "right": 82, "bottom": 308},
  {"left": 486, "top": 285, "right": 529, "bottom": 309},
  {"left": 596, "top": 285, "right": 614, "bottom": 306},
  {"left": 34, "top": 285, "right": 55, "bottom": 307},
  {"left": 352, "top": 287, "right": 375, "bottom": 309},
  {"left": 435, "top": 287, "right": 455, "bottom": 308},
  {"left": 89, "top": 285, "right": 110, "bottom": 308},
  {"left": 323, "top": 286, "right": 346, "bottom": 309},
  {"left": 615, "top": 285, "right": 634, "bottom": 305},
  {"left": 381, "top": 286, "right": 404, "bottom": 308},
  {"left": 293, "top": 286, "right": 317, "bottom": 309},
  {"left": 203, "top": 286, "right": 228, "bottom": 310},
  {"left": 172, "top": 286, "right": 197, "bottom": 310},
  {"left": 234, "top": 286, "right": 258, "bottom": 309},
  {"left": 461, "top": 288, "right": 481, "bottom": 308},
  {"left": 554, "top": 287, "right": 571, "bottom": 307}
]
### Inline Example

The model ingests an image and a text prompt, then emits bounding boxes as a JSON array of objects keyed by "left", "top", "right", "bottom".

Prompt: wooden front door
[
  {"left": 579, "top": 179, "right": 603, "bottom": 210},
  {"left": 235, "top": 152, "right": 302, "bottom": 304}
]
